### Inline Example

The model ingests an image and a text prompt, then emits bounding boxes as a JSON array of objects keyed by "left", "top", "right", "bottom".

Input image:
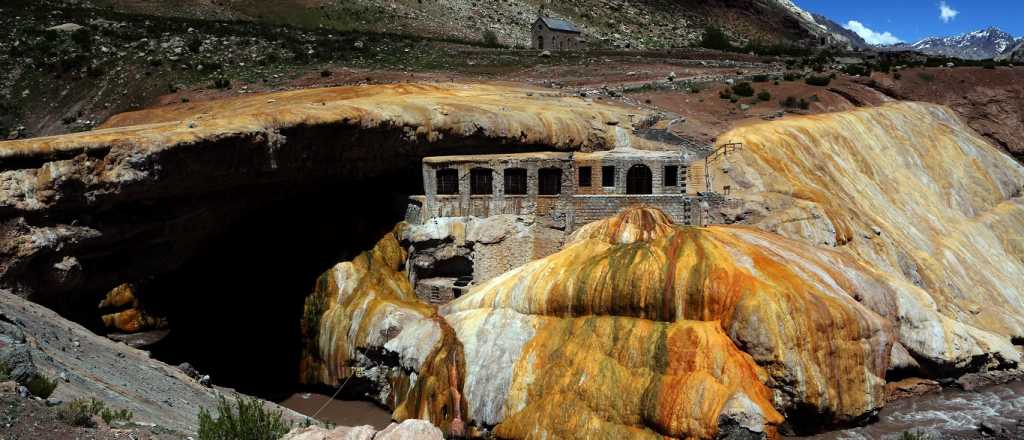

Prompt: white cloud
[
  {"left": 939, "top": 1, "right": 959, "bottom": 23},
  {"left": 843, "top": 20, "right": 903, "bottom": 45}
]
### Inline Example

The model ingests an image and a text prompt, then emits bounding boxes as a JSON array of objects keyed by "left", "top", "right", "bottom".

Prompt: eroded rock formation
[
  {"left": 0, "top": 83, "right": 639, "bottom": 310},
  {"left": 711, "top": 102, "right": 1024, "bottom": 373},
  {"left": 299, "top": 102, "right": 1024, "bottom": 439}
]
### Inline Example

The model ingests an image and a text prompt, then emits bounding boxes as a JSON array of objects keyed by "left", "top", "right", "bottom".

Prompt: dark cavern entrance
[{"left": 132, "top": 178, "right": 412, "bottom": 401}]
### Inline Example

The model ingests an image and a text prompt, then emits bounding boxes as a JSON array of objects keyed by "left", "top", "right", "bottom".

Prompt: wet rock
[
  {"left": 885, "top": 377, "right": 941, "bottom": 402},
  {"left": 376, "top": 419, "right": 444, "bottom": 440},
  {"left": 956, "top": 369, "right": 1024, "bottom": 391}
]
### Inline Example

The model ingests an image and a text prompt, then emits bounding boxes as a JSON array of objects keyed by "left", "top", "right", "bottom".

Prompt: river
[{"left": 801, "top": 382, "right": 1024, "bottom": 439}]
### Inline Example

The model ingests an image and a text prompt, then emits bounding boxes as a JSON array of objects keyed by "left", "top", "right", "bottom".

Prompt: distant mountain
[
  {"left": 996, "top": 38, "right": 1024, "bottom": 62},
  {"left": 885, "top": 27, "right": 1017, "bottom": 60},
  {"left": 810, "top": 13, "right": 870, "bottom": 49}
]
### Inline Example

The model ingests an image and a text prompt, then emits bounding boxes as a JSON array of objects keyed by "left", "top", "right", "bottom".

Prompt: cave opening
[{"left": 129, "top": 177, "right": 414, "bottom": 401}]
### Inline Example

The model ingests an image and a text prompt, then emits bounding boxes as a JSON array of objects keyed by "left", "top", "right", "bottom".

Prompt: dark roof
[{"left": 538, "top": 17, "right": 581, "bottom": 33}]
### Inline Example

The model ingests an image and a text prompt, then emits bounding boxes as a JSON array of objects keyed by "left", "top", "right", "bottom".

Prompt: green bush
[
  {"left": 700, "top": 26, "right": 734, "bottom": 51},
  {"left": 26, "top": 374, "right": 58, "bottom": 398},
  {"left": 783, "top": 71, "right": 801, "bottom": 81},
  {"left": 752, "top": 74, "right": 769, "bottom": 83},
  {"left": 731, "top": 82, "right": 754, "bottom": 97},
  {"left": 718, "top": 88, "right": 732, "bottom": 100},
  {"left": 58, "top": 398, "right": 132, "bottom": 427},
  {"left": 59, "top": 399, "right": 97, "bottom": 427},
  {"left": 482, "top": 29, "right": 499, "bottom": 47},
  {"left": 198, "top": 395, "right": 290, "bottom": 440},
  {"left": 757, "top": 91, "right": 771, "bottom": 101},
  {"left": 781, "top": 96, "right": 810, "bottom": 110},
  {"left": 212, "top": 77, "right": 231, "bottom": 89},
  {"left": 805, "top": 75, "right": 831, "bottom": 86}
]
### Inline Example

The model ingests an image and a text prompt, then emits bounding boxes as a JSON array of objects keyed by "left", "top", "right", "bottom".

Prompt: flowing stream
[{"left": 800, "top": 382, "right": 1024, "bottom": 439}]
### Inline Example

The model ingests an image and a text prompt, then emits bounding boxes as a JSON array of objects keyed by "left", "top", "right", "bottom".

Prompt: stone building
[
  {"left": 403, "top": 145, "right": 742, "bottom": 304},
  {"left": 531, "top": 16, "right": 585, "bottom": 51},
  {"left": 408, "top": 147, "right": 721, "bottom": 231}
]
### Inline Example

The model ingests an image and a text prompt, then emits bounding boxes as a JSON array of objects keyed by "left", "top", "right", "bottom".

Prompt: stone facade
[
  {"left": 413, "top": 149, "right": 724, "bottom": 231},
  {"left": 531, "top": 17, "right": 584, "bottom": 51}
]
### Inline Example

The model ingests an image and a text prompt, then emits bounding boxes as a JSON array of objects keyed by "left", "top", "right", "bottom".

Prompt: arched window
[
  {"left": 504, "top": 168, "right": 527, "bottom": 195},
  {"left": 626, "top": 164, "right": 653, "bottom": 194}
]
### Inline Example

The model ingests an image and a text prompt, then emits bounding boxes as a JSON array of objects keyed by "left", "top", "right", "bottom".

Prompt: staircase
[
  {"left": 700, "top": 142, "right": 742, "bottom": 194},
  {"left": 686, "top": 161, "right": 707, "bottom": 194}
]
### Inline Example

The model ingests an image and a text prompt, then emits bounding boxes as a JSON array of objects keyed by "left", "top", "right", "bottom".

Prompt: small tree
[
  {"left": 757, "top": 91, "right": 771, "bottom": 101},
  {"left": 731, "top": 82, "right": 755, "bottom": 97},
  {"left": 700, "top": 26, "right": 733, "bottom": 51},
  {"left": 805, "top": 75, "right": 831, "bottom": 86},
  {"left": 482, "top": 29, "right": 499, "bottom": 48}
]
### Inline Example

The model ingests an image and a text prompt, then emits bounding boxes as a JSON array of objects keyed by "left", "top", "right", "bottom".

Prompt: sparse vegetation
[
  {"left": 782, "top": 96, "right": 810, "bottom": 110},
  {"left": 198, "top": 395, "right": 291, "bottom": 440},
  {"left": 25, "top": 373, "right": 58, "bottom": 398},
  {"left": 752, "top": 74, "right": 769, "bottom": 83},
  {"left": 805, "top": 75, "right": 831, "bottom": 86},
  {"left": 918, "top": 72, "right": 936, "bottom": 82},
  {"left": 482, "top": 29, "right": 499, "bottom": 48},
  {"left": 783, "top": 71, "right": 802, "bottom": 81},
  {"left": 719, "top": 88, "right": 733, "bottom": 100},
  {"left": 700, "top": 26, "right": 733, "bottom": 51},
  {"left": 212, "top": 77, "right": 232, "bottom": 89},
  {"left": 757, "top": 91, "right": 771, "bottom": 101},
  {"left": 58, "top": 398, "right": 132, "bottom": 427},
  {"left": 731, "top": 82, "right": 754, "bottom": 97}
]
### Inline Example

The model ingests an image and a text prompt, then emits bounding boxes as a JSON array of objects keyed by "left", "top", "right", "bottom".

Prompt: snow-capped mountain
[
  {"left": 997, "top": 38, "right": 1024, "bottom": 62},
  {"left": 887, "top": 27, "right": 1017, "bottom": 60}
]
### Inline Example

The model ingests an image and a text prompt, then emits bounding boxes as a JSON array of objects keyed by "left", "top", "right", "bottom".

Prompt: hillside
[{"left": 86, "top": 0, "right": 843, "bottom": 49}]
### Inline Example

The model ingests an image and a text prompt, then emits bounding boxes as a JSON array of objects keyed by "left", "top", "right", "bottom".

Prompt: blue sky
[{"left": 796, "top": 1, "right": 1024, "bottom": 44}]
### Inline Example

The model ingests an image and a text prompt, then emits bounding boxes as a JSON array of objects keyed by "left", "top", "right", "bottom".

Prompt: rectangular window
[
  {"left": 601, "top": 166, "right": 615, "bottom": 187},
  {"left": 538, "top": 168, "right": 562, "bottom": 195},
  {"left": 504, "top": 168, "right": 527, "bottom": 195},
  {"left": 436, "top": 169, "right": 459, "bottom": 195},
  {"left": 470, "top": 168, "right": 493, "bottom": 195},
  {"left": 578, "top": 166, "right": 592, "bottom": 187},
  {"left": 664, "top": 166, "right": 678, "bottom": 187}
]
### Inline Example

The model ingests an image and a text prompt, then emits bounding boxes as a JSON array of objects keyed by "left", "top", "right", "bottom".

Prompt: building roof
[
  {"left": 423, "top": 151, "right": 572, "bottom": 165},
  {"left": 538, "top": 17, "right": 581, "bottom": 34}
]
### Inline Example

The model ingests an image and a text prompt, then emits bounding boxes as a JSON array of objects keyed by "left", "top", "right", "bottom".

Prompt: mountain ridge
[{"left": 883, "top": 27, "right": 1017, "bottom": 60}]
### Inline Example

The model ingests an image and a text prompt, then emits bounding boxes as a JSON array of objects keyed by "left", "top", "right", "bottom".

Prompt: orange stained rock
[
  {"left": 0, "top": 83, "right": 644, "bottom": 162},
  {"left": 446, "top": 207, "right": 894, "bottom": 427},
  {"left": 713, "top": 102, "right": 1024, "bottom": 344},
  {"left": 496, "top": 317, "right": 783, "bottom": 439},
  {"left": 98, "top": 283, "right": 167, "bottom": 333},
  {"left": 298, "top": 225, "right": 467, "bottom": 436}
]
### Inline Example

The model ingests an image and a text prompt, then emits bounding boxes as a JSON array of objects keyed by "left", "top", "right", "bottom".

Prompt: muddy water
[
  {"left": 278, "top": 393, "right": 393, "bottom": 429},
  {"left": 801, "top": 382, "right": 1024, "bottom": 439}
]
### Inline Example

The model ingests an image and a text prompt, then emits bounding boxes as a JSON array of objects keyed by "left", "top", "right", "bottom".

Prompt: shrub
[
  {"left": 918, "top": 72, "right": 935, "bottom": 82},
  {"left": 757, "top": 91, "right": 771, "bottom": 101},
  {"left": 0, "top": 362, "right": 10, "bottom": 381},
  {"left": 689, "top": 85, "right": 701, "bottom": 94},
  {"left": 700, "top": 26, "right": 734, "bottom": 51},
  {"left": 70, "top": 28, "right": 92, "bottom": 48},
  {"left": 187, "top": 36, "right": 203, "bottom": 53},
  {"left": 26, "top": 373, "right": 58, "bottom": 398},
  {"left": 482, "top": 29, "right": 499, "bottom": 47},
  {"left": 718, "top": 88, "right": 732, "bottom": 100},
  {"left": 58, "top": 398, "right": 132, "bottom": 427},
  {"left": 212, "top": 77, "right": 231, "bottom": 89},
  {"left": 752, "top": 74, "right": 769, "bottom": 83},
  {"left": 731, "top": 82, "right": 754, "bottom": 97},
  {"left": 320, "top": 69, "right": 332, "bottom": 77},
  {"left": 59, "top": 399, "right": 97, "bottom": 427},
  {"left": 894, "top": 72, "right": 902, "bottom": 80},
  {"left": 729, "top": 96, "right": 739, "bottom": 103},
  {"left": 805, "top": 75, "right": 831, "bottom": 86},
  {"left": 781, "top": 96, "right": 810, "bottom": 110},
  {"left": 799, "top": 98, "right": 810, "bottom": 110},
  {"left": 783, "top": 71, "right": 801, "bottom": 81},
  {"left": 198, "top": 395, "right": 290, "bottom": 440}
]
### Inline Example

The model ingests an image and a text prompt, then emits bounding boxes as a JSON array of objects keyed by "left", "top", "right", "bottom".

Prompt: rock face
[
  {"left": 300, "top": 102, "right": 1024, "bottom": 439},
  {"left": 0, "top": 290, "right": 306, "bottom": 434},
  {"left": 0, "top": 83, "right": 637, "bottom": 310},
  {"left": 711, "top": 102, "right": 1024, "bottom": 371},
  {"left": 280, "top": 419, "right": 443, "bottom": 440}
]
